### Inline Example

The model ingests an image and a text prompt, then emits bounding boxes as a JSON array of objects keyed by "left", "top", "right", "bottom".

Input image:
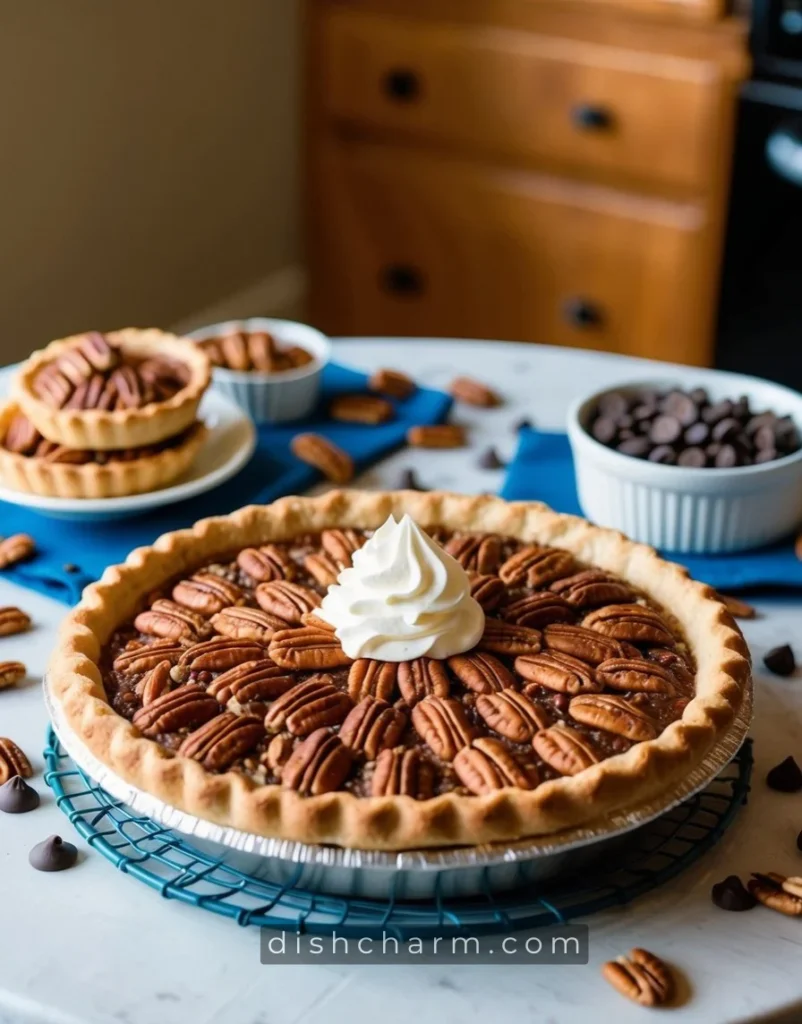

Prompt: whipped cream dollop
[{"left": 318, "top": 514, "right": 485, "bottom": 662}]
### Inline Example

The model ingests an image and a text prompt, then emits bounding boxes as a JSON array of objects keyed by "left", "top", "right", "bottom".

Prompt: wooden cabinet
[{"left": 306, "top": 0, "right": 748, "bottom": 365}]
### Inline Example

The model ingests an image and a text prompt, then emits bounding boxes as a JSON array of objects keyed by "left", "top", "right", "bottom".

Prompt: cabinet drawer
[
  {"left": 311, "top": 141, "right": 712, "bottom": 365},
  {"left": 322, "top": 9, "right": 723, "bottom": 191}
]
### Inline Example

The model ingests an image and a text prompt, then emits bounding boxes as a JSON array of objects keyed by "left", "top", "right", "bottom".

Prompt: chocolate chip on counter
[
  {"left": 63, "top": 563, "right": 79, "bottom": 574},
  {"left": 592, "top": 417, "right": 618, "bottom": 444},
  {"left": 648, "top": 445, "right": 676, "bottom": 465},
  {"left": 649, "top": 415, "right": 682, "bottom": 445},
  {"left": 764, "top": 644, "right": 796, "bottom": 677},
  {"left": 29, "top": 835, "right": 78, "bottom": 872},
  {"left": 513, "top": 417, "right": 533, "bottom": 433},
  {"left": 766, "top": 756, "right": 802, "bottom": 792},
  {"left": 684, "top": 422, "right": 710, "bottom": 446},
  {"left": 711, "top": 875, "right": 758, "bottom": 912},
  {"left": 0, "top": 776, "right": 40, "bottom": 814},
  {"left": 678, "top": 447, "right": 707, "bottom": 468},
  {"left": 477, "top": 446, "right": 506, "bottom": 470},
  {"left": 397, "top": 468, "right": 426, "bottom": 491},
  {"left": 617, "top": 437, "right": 651, "bottom": 458}
]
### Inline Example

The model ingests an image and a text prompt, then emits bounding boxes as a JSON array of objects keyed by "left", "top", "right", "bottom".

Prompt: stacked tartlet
[{"left": 1, "top": 329, "right": 211, "bottom": 498}]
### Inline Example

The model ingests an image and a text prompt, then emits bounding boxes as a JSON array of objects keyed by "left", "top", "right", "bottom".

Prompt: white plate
[{"left": 0, "top": 387, "right": 256, "bottom": 521}]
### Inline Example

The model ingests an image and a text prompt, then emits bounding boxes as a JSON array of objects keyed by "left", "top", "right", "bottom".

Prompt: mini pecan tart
[
  {"left": 48, "top": 491, "right": 750, "bottom": 850},
  {"left": 0, "top": 403, "right": 207, "bottom": 499},
  {"left": 12, "top": 329, "right": 211, "bottom": 450}
]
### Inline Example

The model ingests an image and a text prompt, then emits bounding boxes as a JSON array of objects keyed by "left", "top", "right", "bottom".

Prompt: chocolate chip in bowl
[
  {"left": 568, "top": 376, "right": 802, "bottom": 553},
  {"left": 187, "top": 318, "right": 330, "bottom": 424}
]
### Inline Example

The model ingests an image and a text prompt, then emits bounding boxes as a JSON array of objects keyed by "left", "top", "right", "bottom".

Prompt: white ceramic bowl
[
  {"left": 187, "top": 318, "right": 331, "bottom": 424},
  {"left": 567, "top": 375, "right": 802, "bottom": 553}
]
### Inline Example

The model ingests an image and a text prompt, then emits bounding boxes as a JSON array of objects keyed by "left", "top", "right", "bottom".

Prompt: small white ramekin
[
  {"left": 186, "top": 318, "right": 330, "bottom": 424},
  {"left": 567, "top": 376, "right": 802, "bottom": 554}
]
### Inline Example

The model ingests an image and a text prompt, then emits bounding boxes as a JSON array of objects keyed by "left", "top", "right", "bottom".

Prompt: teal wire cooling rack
[{"left": 43, "top": 728, "right": 752, "bottom": 939}]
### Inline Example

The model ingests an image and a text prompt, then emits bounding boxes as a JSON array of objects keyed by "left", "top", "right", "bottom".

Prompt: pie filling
[{"left": 99, "top": 522, "right": 695, "bottom": 801}]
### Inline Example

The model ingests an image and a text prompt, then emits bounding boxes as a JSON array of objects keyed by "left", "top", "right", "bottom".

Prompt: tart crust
[
  {"left": 48, "top": 491, "right": 751, "bottom": 851},
  {"left": 0, "top": 404, "right": 207, "bottom": 499},
  {"left": 12, "top": 328, "right": 211, "bottom": 450}
]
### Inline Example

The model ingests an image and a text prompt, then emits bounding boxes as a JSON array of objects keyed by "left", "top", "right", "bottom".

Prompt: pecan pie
[
  {"left": 12, "top": 328, "right": 211, "bottom": 450},
  {"left": 49, "top": 491, "right": 750, "bottom": 851}
]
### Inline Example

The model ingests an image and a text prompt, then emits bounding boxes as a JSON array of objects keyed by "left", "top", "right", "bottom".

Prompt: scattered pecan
[
  {"left": 476, "top": 689, "right": 550, "bottom": 743},
  {"left": 304, "top": 552, "right": 340, "bottom": 588},
  {"left": 551, "top": 570, "right": 636, "bottom": 608},
  {"left": 3, "top": 415, "right": 39, "bottom": 455},
  {"left": 502, "top": 593, "right": 574, "bottom": 629},
  {"left": 447, "top": 652, "right": 515, "bottom": 694},
  {"left": 448, "top": 376, "right": 501, "bottom": 408},
  {"left": 715, "top": 591, "right": 756, "bottom": 620},
  {"left": 268, "top": 627, "right": 352, "bottom": 671},
  {"left": 255, "top": 580, "right": 322, "bottom": 624},
  {"left": 0, "top": 660, "right": 26, "bottom": 690},
  {"left": 207, "top": 660, "right": 296, "bottom": 704},
  {"left": 542, "top": 624, "right": 623, "bottom": 666},
  {"left": 0, "top": 606, "right": 32, "bottom": 637},
  {"left": 0, "top": 737, "right": 32, "bottom": 784},
  {"left": 113, "top": 638, "right": 189, "bottom": 674},
  {"left": 603, "top": 948, "right": 674, "bottom": 1008},
  {"left": 515, "top": 652, "right": 601, "bottom": 695},
  {"left": 172, "top": 573, "right": 244, "bottom": 616},
  {"left": 368, "top": 368, "right": 415, "bottom": 400},
  {"left": 178, "top": 636, "right": 267, "bottom": 673},
  {"left": 282, "top": 728, "right": 353, "bottom": 796},
  {"left": 469, "top": 574, "right": 506, "bottom": 613},
  {"left": 290, "top": 433, "right": 354, "bottom": 483},
  {"left": 371, "top": 747, "right": 434, "bottom": 799},
  {"left": 532, "top": 725, "right": 600, "bottom": 776},
  {"left": 499, "top": 546, "right": 573, "bottom": 587},
  {"left": 330, "top": 394, "right": 394, "bottom": 425},
  {"left": 321, "top": 529, "right": 365, "bottom": 569},
  {"left": 78, "top": 331, "right": 118, "bottom": 372},
  {"left": 263, "top": 733, "right": 295, "bottom": 777},
  {"left": 454, "top": 738, "right": 537, "bottom": 794},
  {"left": 347, "top": 659, "right": 397, "bottom": 703},
  {"left": 479, "top": 618, "right": 542, "bottom": 656},
  {"left": 236, "top": 545, "right": 295, "bottom": 583},
  {"left": 596, "top": 658, "right": 677, "bottom": 695},
  {"left": 569, "top": 694, "right": 657, "bottom": 742},
  {"left": 411, "top": 696, "right": 474, "bottom": 761},
  {"left": 178, "top": 712, "right": 265, "bottom": 771},
  {"left": 748, "top": 872, "right": 802, "bottom": 916},
  {"left": 445, "top": 534, "right": 502, "bottom": 575},
  {"left": 264, "top": 675, "right": 353, "bottom": 736},
  {"left": 407, "top": 424, "right": 466, "bottom": 448},
  {"left": 398, "top": 657, "right": 450, "bottom": 706},
  {"left": 132, "top": 684, "right": 221, "bottom": 737},
  {"left": 135, "top": 660, "right": 173, "bottom": 706},
  {"left": 210, "top": 606, "right": 289, "bottom": 643},
  {"left": 339, "top": 696, "right": 407, "bottom": 760},
  {"left": 583, "top": 604, "right": 675, "bottom": 646},
  {"left": 0, "top": 534, "right": 36, "bottom": 569}
]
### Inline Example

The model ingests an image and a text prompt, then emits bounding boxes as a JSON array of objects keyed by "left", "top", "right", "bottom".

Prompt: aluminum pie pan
[{"left": 44, "top": 674, "right": 752, "bottom": 899}]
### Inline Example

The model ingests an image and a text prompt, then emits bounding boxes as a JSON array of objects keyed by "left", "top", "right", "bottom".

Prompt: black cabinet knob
[
  {"left": 383, "top": 68, "right": 421, "bottom": 102},
  {"left": 563, "top": 297, "right": 603, "bottom": 328},
  {"left": 571, "top": 104, "right": 612, "bottom": 131},
  {"left": 382, "top": 264, "right": 424, "bottom": 297}
]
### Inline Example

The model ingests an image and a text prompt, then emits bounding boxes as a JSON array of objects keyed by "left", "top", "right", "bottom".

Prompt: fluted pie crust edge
[{"left": 48, "top": 491, "right": 751, "bottom": 851}]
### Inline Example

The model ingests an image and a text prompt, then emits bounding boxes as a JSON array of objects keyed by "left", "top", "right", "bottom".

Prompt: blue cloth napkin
[
  {"left": 2, "top": 363, "right": 452, "bottom": 603},
  {"left": 501, "top": 427, "right": 802, "bottom": 592}
]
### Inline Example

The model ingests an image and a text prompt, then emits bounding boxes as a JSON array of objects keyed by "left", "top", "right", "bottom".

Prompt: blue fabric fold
[
  {"left": 501, "top": 427, "right": 802, "bottom": 592},
  {"left": 0, "top": 363, "right": 452, "bottom": 603}
]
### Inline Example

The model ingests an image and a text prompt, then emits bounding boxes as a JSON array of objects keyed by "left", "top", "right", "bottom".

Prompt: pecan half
[
  {"left": 552, "top": 570, "right": 636, "bottom": 608},
  {"left": 4, "top": 415, "right": 39, "bottom": 455},
  {"left": 262, "top": 733, "right": 295, "bottom": 777},
  {"left": 479, "top": 618, "right": 542, "bottom": 656},
  {"left": 0, "top": 737, "right": 32, "bottom": 784},
  {"left": 207, "top": 660, "right": 296, "bottom": 704},
  {"left": 448, "top": 376, "right": 501, "bottom": 407},
  {"left": 290, "top": 433, "right": 354, "bottom": 483},
  {"left": 268, "top": 627, "right": 352, "bottom": 670},
  {"left": 255, "top": 580, "right": 321, "bottom": 624},
  {"left": 110, "top": 365, "right": 144, "bottom": 408},
  {"left": 748, "top": 873, "right": 802, "bottom": 916},
  {"left": 247, "top": 331, "right": 278, "bottom": 371},
  {"left": 371, "top": 747, "right": 434, "bottom": 799},
  {"left": 132, "top": 684, "right": 221, "bottom": 737},
  {"left": 58, "top": 347, "right": 93, "bottom": 385},
  {"left": 583, "top": 604, "right": 675, "bottom": 646},
  {"left": 321, "top": 529, "right": 365, "bottom": 568},
  {"left": 397, "top": 657, "right": 450, "bottom": 705},
  {"left": 236, "top": 545, "right": 295, "bottom": 583},
  {"left": 406, "top": 424, "right": 466, "bottom": 448},
  {"left": 220, "top": 331, "right": 250, "bottom": 370},
  {"left": 602, "top": 948, "right": 674, "bottom": 1007},
  {"left": 476, "top": 689, "right": 550, "bottom": 743},
  {"left": 135, "top": 660, "right": 173, "bottom": 706},
  {"left": 502, "top": 593, "right": 574, "bottom": 629},
  {"left": 445, "top": 534, "right": 502, "bottom": 575},
  {"left": 264, "top": 675, "right": 353, "bottom": 736},
  {"left": 113, "top": 639, "right": 189, "bottom": 674},
  {"left": 411, "top": 696, "right": 474, "bottom": 761},
  {"left": 135, "top": 604, "right": 203, "bottom": 641},
  {"left": 178, "top": 711, "right": 265, "bottom": 770},
  {"left": 347, "top": 659, "right": 397, "bottom": 703},
  {"left": 339, "top": 696, "right": 407, "bottom": 760},
  {"left": 368, "top": 368, "right": 415, "bottom": 400},
  {"left": 596, "top": 658, "right": 677, "bottom": 695},
  {"left": 282, "top": 728, "right": 353, "bottom": 795},
  {"left": 0, "top": 534, "right": 36, "bottom": 569},
  {"left": 330, "top": 394, "right": 394, "bottom": 425},
  {"left": 172, "top": 573, "right": 244, "bottom": 616},
  {"left": 454, "top": 738, "right": 538, "bottom": 794},
  {"left": 499, "top": 546, "right": 573, "bottom": 587},
  {"left": 0, "top": 606, "right": 32, "bottom": 636},
  {"left": 304, "top": 552, "right": 340, "bottom": 588},
  {"left": 0, "top": 661, "right": 26, "bottom": 690},
  {"left": 178, "top": 636, "right": 267, "bottom": 673},
  {"left": 447, "top": 652, "right": 515, "bottom": 694},
  {"left": 542, "top": 623, "right": 623, "bottom": 666},
  {"left": 78, "top": 331, "right": 118, "bottom": 371},
  {"left": 34, "top": 367, "right": 73, "bottom": 407},
  {"left": 515, "top": 652, "right": 601, "bottom": 695},
  {"left": 532, "top": 725, "right": 600, "bottom": 775},
  {"left": 469, "top": 574, "right": 506, "bottom": 613},
  {"left": 210, "top": 606, "right": 289, "bottom": 643},
  {"left": 569, "top": 694, "right": 657, "bottom": 742}
]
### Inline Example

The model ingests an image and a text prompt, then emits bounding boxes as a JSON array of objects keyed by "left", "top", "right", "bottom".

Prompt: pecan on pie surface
[{"left": 49, "top": 491, "right": 750, "bottom": 851}]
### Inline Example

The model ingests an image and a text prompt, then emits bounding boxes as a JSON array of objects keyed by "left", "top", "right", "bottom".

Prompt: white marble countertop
[{"left": 1, "top": 339, "right": 801, "bottom": 1024}]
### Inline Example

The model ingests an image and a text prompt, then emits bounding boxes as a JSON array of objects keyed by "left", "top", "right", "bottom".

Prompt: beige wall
[{"left": 0, "top": 1, "right": 301, "bottom": 362}]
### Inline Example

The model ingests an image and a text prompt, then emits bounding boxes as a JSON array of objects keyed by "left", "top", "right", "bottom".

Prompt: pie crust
[
  {"left": 48, "top": 491, "right": 751, "bottom": 851},
  {"left": 12, "top": 328, "right": 211, "bottom": 450}
]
